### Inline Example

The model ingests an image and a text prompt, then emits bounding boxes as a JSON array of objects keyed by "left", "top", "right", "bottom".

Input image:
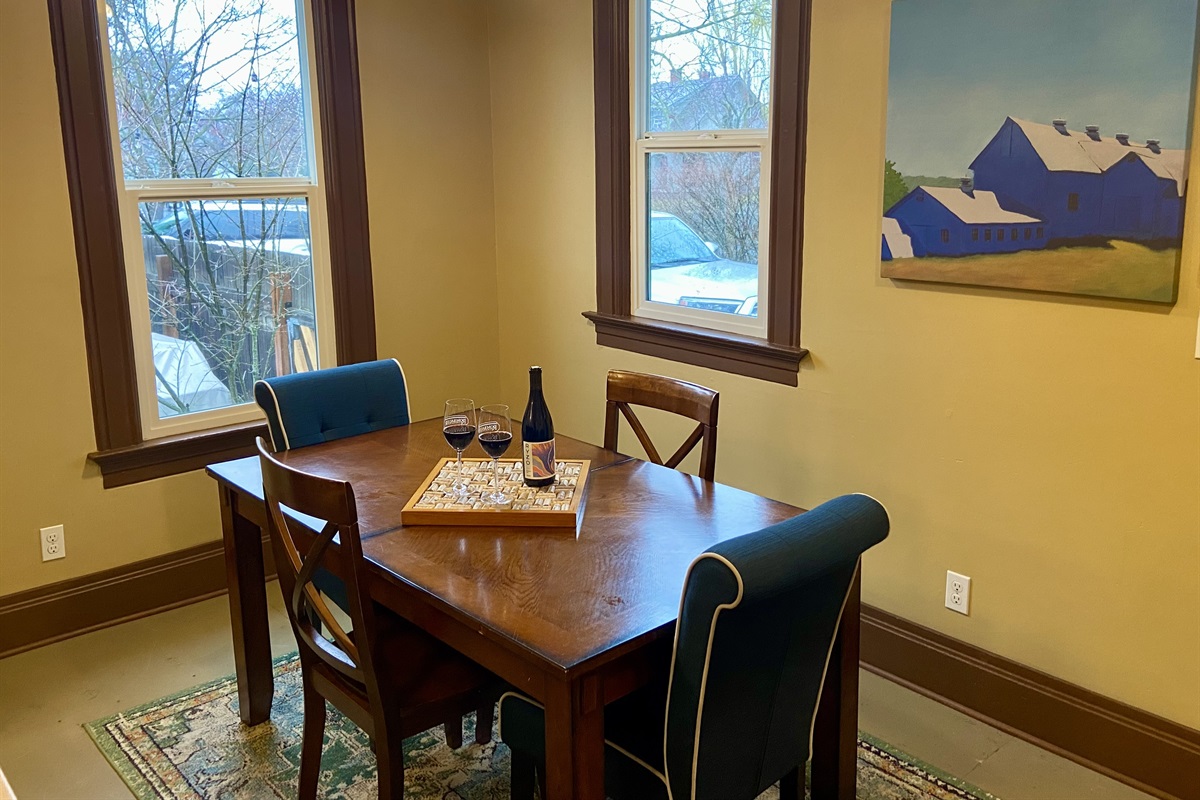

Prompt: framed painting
[{"left": 881, "top": 0, "right": 1198, "bottom": 303}]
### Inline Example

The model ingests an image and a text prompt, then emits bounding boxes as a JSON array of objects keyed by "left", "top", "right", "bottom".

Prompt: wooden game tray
[{"left": 400, "top": 458, "right": 591, "bottom": 529}]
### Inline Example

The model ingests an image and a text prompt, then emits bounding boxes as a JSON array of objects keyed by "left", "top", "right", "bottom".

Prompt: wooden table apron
[{"left": 206, "top": 418, "right": 862, "bottom": 800}]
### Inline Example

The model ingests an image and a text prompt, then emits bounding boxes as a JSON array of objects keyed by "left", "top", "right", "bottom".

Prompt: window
[
  {"left": 48, "top": 0, "right": 376, "bottom": 486},
  {"left": 1037, "top": 227, "right": 1044, "bottom": 238},
  {"left": 971, "top": 229, "right": 979, "bottom": 242},
  {"left": 1024, "top": 227, "right": 1032, "bottom": 240},
  {"left": 1067, "top": 192, "right": 1080, "bottom": 212},
  {"left": 998, "top": 228, "right": 1005, "bottom": 241},
  {"left": 101, "top": 0, "right": 332, "bottom": 437},
  {"left": 984, "top": 228, "right": 992, "bottom": 241},
  {"left": 586, "top": 0, "right": 810, "bottom": 386},
  {"left": 940, "top": 229, "right": 950, "bottom": 243}
]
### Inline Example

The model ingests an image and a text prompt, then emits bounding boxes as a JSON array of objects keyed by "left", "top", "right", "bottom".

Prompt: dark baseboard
[
  {"left": 2, "top": 552, "right": 1195, "bottom": 800},
  {"left": 861, "top": 605, "right": 1200, "bottom": 800},
  {"left": 0, "top": 535, "right": 275, "bottom": 659}
]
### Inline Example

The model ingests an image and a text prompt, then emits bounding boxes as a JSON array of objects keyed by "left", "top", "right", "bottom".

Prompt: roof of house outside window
[{"left": 648, "top": 75, "right": 767, "bottom": 131}]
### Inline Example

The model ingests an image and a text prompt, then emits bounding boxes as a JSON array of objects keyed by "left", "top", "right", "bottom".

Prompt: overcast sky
[{"left": 885, "top": 0, "right": 1199, "bottom": 177}]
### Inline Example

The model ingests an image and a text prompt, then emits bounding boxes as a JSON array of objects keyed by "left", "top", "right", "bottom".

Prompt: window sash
[
  {"left": 631, "top": 136, "right": 770, "bottom": 337},
  {"left": 96, "top": 0, "right": 337, "bottom": 439}
]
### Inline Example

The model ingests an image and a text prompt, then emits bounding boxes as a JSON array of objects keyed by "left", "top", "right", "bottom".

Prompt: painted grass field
[{"left": 881, "top": 240, "right": 1180, "bottom": 302}]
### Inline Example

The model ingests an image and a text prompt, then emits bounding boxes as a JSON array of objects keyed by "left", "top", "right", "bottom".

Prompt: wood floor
[{"left": 0, "top": 583, "right": 1152, "bottom": 799}]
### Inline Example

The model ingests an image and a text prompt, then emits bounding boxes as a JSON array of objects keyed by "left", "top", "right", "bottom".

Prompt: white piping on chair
[
  {"left": 389, "top": 358, "right": 411, "bottom": 419},
  {"left": 662, "top": 551, "right": 745, "bottom": 800},
  {"left": 849, "top": 492, "right": 888, "bottom": 516},
  {"left": 256, "top": 380, "right": 290, "bottom": 451},
  {"left": 806, "top": 557, "right": 862, "bottom": 760}
]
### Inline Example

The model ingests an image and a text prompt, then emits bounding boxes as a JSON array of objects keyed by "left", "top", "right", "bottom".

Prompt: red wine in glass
[
  {"left": 443, "top": 424, "right": 477, "bottom": 451},
  {"left": 479, "top": 430, "right": 512, "bottom": 458}
]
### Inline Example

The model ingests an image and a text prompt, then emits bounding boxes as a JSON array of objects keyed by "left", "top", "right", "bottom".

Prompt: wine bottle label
[{"left": 523, "top": 438, "right": 556, "bottom": 481}]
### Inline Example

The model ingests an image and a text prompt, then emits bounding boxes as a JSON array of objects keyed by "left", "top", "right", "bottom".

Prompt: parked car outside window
[{"left": 647, "top": 212, "right": 758, "bottom": 316}]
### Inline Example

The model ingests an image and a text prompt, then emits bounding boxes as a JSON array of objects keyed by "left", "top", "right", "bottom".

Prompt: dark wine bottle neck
[{"left": 528, "top": 370, "right": 543, "bottom": 392}]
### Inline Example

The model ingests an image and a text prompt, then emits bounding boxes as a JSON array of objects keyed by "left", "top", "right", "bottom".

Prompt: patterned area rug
[{"left": 86, "top": 654, "right": 997, "bottom": 800}]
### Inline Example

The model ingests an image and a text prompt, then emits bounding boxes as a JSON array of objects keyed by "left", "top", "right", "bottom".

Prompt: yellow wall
[
  {"left": 0, "top": 0, "right": 500, "bottom": 595},
  {"left": 486, "top": 0, "right": 1200, "bottom": 727}
]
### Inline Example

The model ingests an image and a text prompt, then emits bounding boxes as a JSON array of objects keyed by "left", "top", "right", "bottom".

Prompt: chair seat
[
  {"left": 374, "top": 613, "right": 497, "bottom": 718},
  {"left": 499, "top": 681, "right": 671, "bottom": 799}
]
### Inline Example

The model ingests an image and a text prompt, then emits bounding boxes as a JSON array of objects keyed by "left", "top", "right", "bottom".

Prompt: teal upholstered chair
[
  {"left": 254, "top": 359, "right": 412, "bottom": 612},
  {"left": 499, "top": 493, "right": 890, "bottom": 800},
  {"left": 254, "top": 359, "right": 411, "bottom": 452}
]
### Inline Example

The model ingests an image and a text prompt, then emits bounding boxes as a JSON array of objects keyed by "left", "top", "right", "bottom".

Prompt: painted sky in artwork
[{"left": 886, "top": 0, "right": 1199, "bottom": 177}]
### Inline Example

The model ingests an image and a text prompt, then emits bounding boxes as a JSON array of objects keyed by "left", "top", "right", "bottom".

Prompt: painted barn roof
[
  {"left": 1003, "top": 118, "right": 1187, "bottom": 196},
  {"left": 917, "top": 187, "right": 1043, "bottom": 224}
]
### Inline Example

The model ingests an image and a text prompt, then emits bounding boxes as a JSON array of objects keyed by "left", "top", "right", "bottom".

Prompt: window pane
[
  {"left": 138, "top": 197, "right": 319, "bottom": 418},
  {"left": 108, "top": 0, "right": 309, "bottom": 180},
  {"left": 646, "top": 151, "right": 760, "bottom": 317},
  {"left": 646, "top": 0, "right": 772, "bottom": 132}
]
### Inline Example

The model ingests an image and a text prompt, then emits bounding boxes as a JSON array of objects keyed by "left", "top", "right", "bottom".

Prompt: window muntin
[
  {"left": 99, "top": 0, "right": 335, "bottom": 438},
  {"left": 632, "top": 0, "right": 772, "bottom": 338}
]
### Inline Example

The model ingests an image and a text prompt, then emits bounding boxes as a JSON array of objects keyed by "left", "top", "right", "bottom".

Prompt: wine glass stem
[
  {"left": 456, "top": 450, "right": 464, "bottom": 488},
  {"left": 492, "top": 457, "right": 500, "bottom": 496}
]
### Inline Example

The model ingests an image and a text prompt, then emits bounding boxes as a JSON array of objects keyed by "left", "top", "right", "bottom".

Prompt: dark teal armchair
[
  {"left": 499, "top": 493, "right": 890, "bottom": 800},
  {"left": 253, "top": 359, "right": 412, "bottom": 611}
]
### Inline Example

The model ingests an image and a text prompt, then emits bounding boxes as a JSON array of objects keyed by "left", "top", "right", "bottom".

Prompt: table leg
[
  {"left": 542, "top": 675, "right": 606, "bottom": 800},
  {"left": 219, "top": 483, "right": 274, "bottom": 725},
  {"left": 811, "top": 567, "right": 861, "bottom": 800}
]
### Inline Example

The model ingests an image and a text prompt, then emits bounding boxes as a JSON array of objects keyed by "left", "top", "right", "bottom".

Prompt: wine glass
[
  {"left": 442, "top": 399, "right": 476, "bottom": 501},
  {"left": 477, "top": 404, "right": 513, "bottom": 505}
]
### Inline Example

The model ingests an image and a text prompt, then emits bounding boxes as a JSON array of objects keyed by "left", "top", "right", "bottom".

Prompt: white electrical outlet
[
  {"left": 40, "top": 524, "right": 66, "bottom": 562},
  {"left": 945, "top": 570, "right": 970, "bottom": 615}
]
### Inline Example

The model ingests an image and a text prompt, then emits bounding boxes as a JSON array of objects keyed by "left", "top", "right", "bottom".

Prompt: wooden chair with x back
[
  {"left": 257, "top": 438, "right": 500, "bottom": 800},
  {"left": 603, "top": 369, "right": 720, "bottom": 482}
]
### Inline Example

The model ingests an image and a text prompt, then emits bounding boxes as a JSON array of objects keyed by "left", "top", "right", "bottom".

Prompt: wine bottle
[{"left": 521, "top": 366, "right": 555, "bottom": 487}]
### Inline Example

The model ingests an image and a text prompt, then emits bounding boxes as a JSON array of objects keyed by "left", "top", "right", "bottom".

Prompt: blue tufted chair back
[
  {"left": 663, "top": 493, "right": 889, "bottom": 800},
  {"left": 254, "top": 359, "right": 411, "bottom": 452}
]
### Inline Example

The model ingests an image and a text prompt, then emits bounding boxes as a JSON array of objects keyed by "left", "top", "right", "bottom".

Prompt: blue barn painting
[
  {"left": 881, "top": 0, "right": 1197, "bottom": 303},
  {"left": 885, "top": 117, "right": 1186, "bottom": 259}
]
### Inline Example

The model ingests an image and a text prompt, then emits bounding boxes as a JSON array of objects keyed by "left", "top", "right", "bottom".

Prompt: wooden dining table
[{"left": 206, "top": 417, "right": 862, "bottom": 800}]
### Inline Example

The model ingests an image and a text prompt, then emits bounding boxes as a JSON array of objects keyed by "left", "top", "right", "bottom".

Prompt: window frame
[
  {"left": 48, "top": 0, "right": 377, "bottom": 487},
  {"left": 584, "top": 0, "right": 810, "bottom": 386}
]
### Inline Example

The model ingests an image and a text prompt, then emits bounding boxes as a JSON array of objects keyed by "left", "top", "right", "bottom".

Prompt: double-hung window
[
  {"left": 632, "top": 0, "right": 772, "bottom": 337},
  {"left": 49, "top": 0, "right": 375, "bottom": 485},
  {"left": 100, "top": 0, "right": 333, "bottom": 438},
  {"left": 587, "top": 0, "right": 810, "bottom": 385}
]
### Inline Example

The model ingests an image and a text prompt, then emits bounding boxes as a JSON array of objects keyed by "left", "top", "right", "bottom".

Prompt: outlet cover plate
[
  {"left": 945, "top": 570, "right": 970, "bottom": 615},
  {"left": 40, "top": 524, "right": 66, "bottom": 562}
]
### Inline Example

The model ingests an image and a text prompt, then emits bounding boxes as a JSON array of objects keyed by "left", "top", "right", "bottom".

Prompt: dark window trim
[
  {"left": 588, "top": 0, "right": 810, "bottom": 387},
  {"left": 47, "top": 0, "right": 376, "bottom": 488}
]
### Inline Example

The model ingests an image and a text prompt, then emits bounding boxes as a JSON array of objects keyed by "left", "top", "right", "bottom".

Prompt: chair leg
[
  {"left": 509, "top": 749, "right": 537, "bottom": 800},
  {"left": 475, "top": 701, "right": 495, "bottom": 745},
  {"left": 444, "top": 715, "right": 464, "bottom": 749},
  {"left": 375, "top": 717, "right": 406, "bottom": 800},
  {"left": 779, "top": 765, "right": 804, "bottom": 800},
  {"left": 298, "top": 681, "right": 327, "bottom": 800}
]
